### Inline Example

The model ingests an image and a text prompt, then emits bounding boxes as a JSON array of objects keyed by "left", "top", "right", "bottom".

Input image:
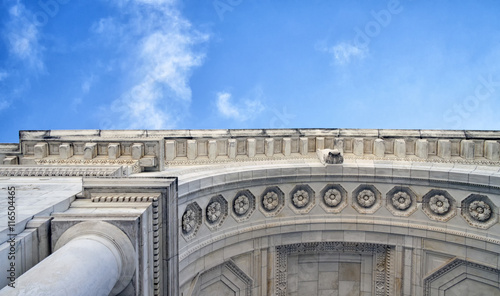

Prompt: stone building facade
[{"left": 0, "top": 129, "right": 499, "bottom": 296}]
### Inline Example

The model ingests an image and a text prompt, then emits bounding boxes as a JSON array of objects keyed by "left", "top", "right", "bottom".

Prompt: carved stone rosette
[
  {"left": 289, "top": 184, "right": 315, "bottom": 214},
  {"left": 461, "top": 194, "right": 498, "bottom": 229},
  {"left": 259, "top": 186, "right": 285, "bottom": 217},
  {"left": 352, "top": 184, "right": 382, "bottom": 214},
  {"left": 231, "top": 189, "right": 256, "bottom": 222},
  {"left": 386, "top": 186, "right": 418, "bottom": 217},
  {"left": 181, "top": 202, "right": 202, "bottom": 240},
  {"left": 205, "top": 195, "right": 228, "bottom": 231},
  {"left": 320, "top": 184, "right": 348, "bottom": 213},
  {"left": 422, "top": 189, "right": 456, "bottom": 222}
]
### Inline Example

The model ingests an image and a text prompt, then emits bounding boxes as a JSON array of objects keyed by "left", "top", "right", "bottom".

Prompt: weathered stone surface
[{"left": 2, "top": 128, "right": 500, "bottom": 296}]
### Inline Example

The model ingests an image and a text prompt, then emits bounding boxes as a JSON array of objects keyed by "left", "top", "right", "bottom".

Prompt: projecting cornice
[{"left": 0, "top": 129, "right": 499, "bottom": 171}]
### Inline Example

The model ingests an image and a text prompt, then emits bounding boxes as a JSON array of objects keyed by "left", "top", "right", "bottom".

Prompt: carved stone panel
[
  {"left": 259, "top": 186, "right": 285, "bottom": 217},
  {"left": 289, "top": 184, "right": 316, "bottom": 214},
  {"left": 231, "top": 189, "right": 256, "bottom": 222},
  {"left": 276, "top": 242, "right": 392, "bottom": 296},
  {"left": 319, "top": 184, "right": 348, "bottom": 213},
  {"left": 194, "top": 260, "right": 253, "bottom": 296},
  {"left": 352, "top": 184, "right": 382, "bottom": 214},
  {"left": 424, "top": 259, "right": 500, "bottom": 296},
  {"left": 422, "top": 189, "right": 457, "bottom": 222},
  {"left": 461, "top": 194, "right": 498, "bottom": 229},
  {"left": 385, "top": 186, "right": 418, "bottom": 217},
  {"left": 205, "top": 195, "right": 228, "bottom": 231},
  {"left": 181, "top": 202, "right": 202, "bottom": 241}
]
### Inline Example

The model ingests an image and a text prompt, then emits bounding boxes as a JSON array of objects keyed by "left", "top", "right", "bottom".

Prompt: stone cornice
[{"left": 1, "top": 129, "right": 500, "bottom": 172}]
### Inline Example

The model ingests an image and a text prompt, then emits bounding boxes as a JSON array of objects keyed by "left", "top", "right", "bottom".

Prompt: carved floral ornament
[
  {"left": 357, "top": 189, "right": 376, "bottom": 208},
  {"left": 323, "top": 188, "right": 342, "bottom": 207},
  {"left": 234, "top": 195, "right": 250, "bottom": 216},
  {"left": 429, "top": 194, "right": 450, "bottom": 215},
  {"left": 206, "top": 201, "right": 222, "bottom": 223},
  {"left": 469, "top": 200, "right": 492, "bottom": 222},
  {"left": 182, "top": 209, "right": 196, "bottom": 233},
  {"left": 263, "top": 191, "right": 280, "bottom": 211},
  {"left": 391, "top": 191, "right": 412, "bottom": 211},
  {"left": 292, "top": 190, "right": 309, "bottom": 208}
]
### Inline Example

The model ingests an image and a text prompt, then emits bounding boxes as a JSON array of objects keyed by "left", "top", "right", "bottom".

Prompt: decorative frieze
[{"left": 0, "top": 166, "right": 123, "bottom": 177}]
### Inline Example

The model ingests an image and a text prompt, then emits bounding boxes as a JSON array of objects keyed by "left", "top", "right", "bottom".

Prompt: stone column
[{"left": 0, "top": 221, "right": 134, "bottom": 296}]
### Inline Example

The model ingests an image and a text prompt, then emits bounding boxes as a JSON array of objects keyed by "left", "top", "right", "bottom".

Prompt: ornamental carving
[
  {"left": 259, "top": 186, "right": 285, "bottom": 217},
  {"left": 206, "top": 201, "right": 222, "bottom": 223},
  {"left": 289, "top": 184, "right": 315, "bottom": 214},
  {"left": 320, "top": 184, "right": 347, "bottom": 213},
  {"left": 392, "top": 191, "right": 412, "bottom": 210},
  {"left": 231, "top": 189, "right": 256, "bottom": 222},
  {"left": 182, "top": 210, "right": 196, "bottom": 233},
  {"left": 276, "top": 242, "right": 392, "bottom": 296},
  {"left": 469, "top": 201, "right": 491, "bottom": 221},
  {"left": 205, "top": 195, "right": 228, "bottom": 231},
  {"left": 422, "top": 189, "right": 456, "bottom": 222},
  {"left": 324, "top": 189, "right": 342, "bottom": 207},
  {"left": 352, "top": 184, "right": 382, "bottom": 214},
  {"left": 263, "top": 191, "right": 279, "bottom": 211},
  {"left": 181, "top": 202, "right": 202, "bottom": 240},
  {"left": 385, "top": 186, "right": 418, "bottom": 217},
  {"left": 357, "top": 189, "right": 376, "bottom": 208},
  {"left": 461, "top": 194, "right": 497, "bottom": 229},
  {"left": 429, "top": 195, "right": 450, "bottom": 215},
  {"left": 234, "top": 195, "right": 250, "bottom": 215},
  {"left": 292, "top": 190, "right": 309, "bottom": 208}
]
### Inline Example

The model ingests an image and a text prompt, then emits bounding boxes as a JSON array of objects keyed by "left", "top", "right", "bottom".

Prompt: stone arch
[{"left": 178, "top": 162, "right": 500, "bottom": 295}]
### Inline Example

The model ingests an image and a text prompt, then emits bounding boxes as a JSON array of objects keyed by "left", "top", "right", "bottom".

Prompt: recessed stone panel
[
  {"left": 231, "top": 190, "right": 256, "bottom": 222},
  {"left": 422, "top": 189, "right": 457, "bottom": 222},
  {"left": 181, "top": 202, "right": 202, "bottom": 241},
  {"left": 259, "top": 186, "right": 285, "bottom": 217},
  {"left": 386, "top": 186, "right": 418, "bottom": 217},
  {"left": 319, "top": 184, "right": 348, "bottom": 213},
  {"left": 351, "top": 184, "right": 382, "bottom": 214},
  {"left": 289, "top": 184, "right": 315, "bottom": 214},
  {"left": 461, "top": 194, "right": 498, "bottom": 229},
  {"left": 205, "top": 195, "right": 228, "bottom": 231}
]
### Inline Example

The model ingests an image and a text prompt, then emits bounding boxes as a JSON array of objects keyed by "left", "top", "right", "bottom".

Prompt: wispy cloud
[
  {"left": 215, "top": 89, "right": 265, "bottom": 121},
  {"left": 97, "top": 0, "right": 208, "bottom": 129},
  {"left": 3, "top": 3, "right": 44, "bottom": 73},
  {"left": 317, "top": 41, "right": 367, "bottom": 65}
]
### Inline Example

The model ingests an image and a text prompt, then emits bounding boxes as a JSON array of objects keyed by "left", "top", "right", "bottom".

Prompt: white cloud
[
  {"left": 215, "top": 89, "right": 265, "bottom": 121},
  {"left": 97, "top": 0, "right": 208, "bottom": 129},
  {"left": 217, "top": 92, "right": 240, "bottom": 118},
  {"left": 81, "top": 75, "right": 95, "bottom": 94},
  {"left": 4, "top": 3, "right": 44, "bottom": 72},
  {"left": 317, "top": 41, "right": 367, "bottom": 65}
]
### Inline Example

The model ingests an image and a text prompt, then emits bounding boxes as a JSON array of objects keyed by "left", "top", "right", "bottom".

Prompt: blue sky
[{"left": 1, "top": 0, "right": 500, "bottom": 143}]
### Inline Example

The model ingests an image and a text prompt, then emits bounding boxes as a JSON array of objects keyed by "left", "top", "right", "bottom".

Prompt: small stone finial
[{"left": 325, "top": 149, "right": 344, "bottom": 164}]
